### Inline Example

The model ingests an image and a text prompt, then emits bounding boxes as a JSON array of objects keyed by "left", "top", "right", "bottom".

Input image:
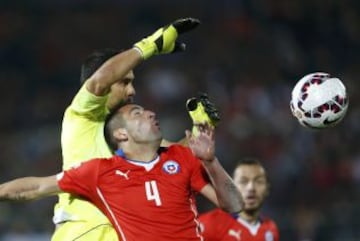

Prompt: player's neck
[
  {"left": 122, "top": 142, "right": 159, "bottom": 162},
  {"left": 239, "top": 210, "right": 260, "bottom": 224}
]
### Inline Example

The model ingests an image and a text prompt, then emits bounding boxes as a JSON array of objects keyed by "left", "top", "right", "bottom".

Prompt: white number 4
[{"left": 145, "top": 180, "right": 162, "bottom": 206}]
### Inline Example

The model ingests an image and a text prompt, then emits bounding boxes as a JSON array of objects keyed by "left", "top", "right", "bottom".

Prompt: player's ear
[{"left": 113, "top": 128, "right": 128, "bottom": 142}]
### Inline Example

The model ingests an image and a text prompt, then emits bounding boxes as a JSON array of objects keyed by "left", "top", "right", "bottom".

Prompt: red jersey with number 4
[
  {"left": 57, "top": 144, "right": 209, "bottom": 241},
  {"left": 199, "top": 209, "right": 279, "bottom": 241}
]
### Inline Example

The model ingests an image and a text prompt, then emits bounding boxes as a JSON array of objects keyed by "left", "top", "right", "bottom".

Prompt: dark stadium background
[{"left": 0, "top": 1, "right": 360, "bottom": 240}]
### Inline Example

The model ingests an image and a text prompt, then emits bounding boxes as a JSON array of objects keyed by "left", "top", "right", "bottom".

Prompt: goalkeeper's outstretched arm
[
  {"left": 87, "top": 17, "right": 200, "bottom": 96},
  {"left": 0, "top": 175, "right": 60, "bottom": 201}
]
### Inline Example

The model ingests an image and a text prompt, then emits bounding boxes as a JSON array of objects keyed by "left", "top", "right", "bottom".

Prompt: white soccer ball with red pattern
[{"left": 290, "top": 72, "right": 348, "bottom": 129}]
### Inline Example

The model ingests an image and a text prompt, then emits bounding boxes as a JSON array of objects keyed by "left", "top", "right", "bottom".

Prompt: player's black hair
[
  {"left": 104, "top": 107, "right": 126, "bottom": 151},
  {"left": 80, "top": 48, "right": 121, "bottom": 84},
  {"left": 234, "top": 157, "right": 262, "bottom": 167}
]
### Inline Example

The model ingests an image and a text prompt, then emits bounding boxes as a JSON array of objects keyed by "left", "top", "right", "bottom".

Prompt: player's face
[
  {"left": 107, "top": 71, "right": 136, "bottom": 110},
  {"left": 233, "top": 164, "right": 268, "bottom": 213},
  {"left": 121, "top": 104, "right": 162, "bottom": 143}
]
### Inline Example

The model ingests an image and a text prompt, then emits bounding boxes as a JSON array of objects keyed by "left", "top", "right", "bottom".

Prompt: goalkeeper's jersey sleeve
[
  {"left": 61, "top": 84, "right": 113, "bottom": 169},
  {"left": 54, "top": 84, "right": 113, "bottom": 224}
]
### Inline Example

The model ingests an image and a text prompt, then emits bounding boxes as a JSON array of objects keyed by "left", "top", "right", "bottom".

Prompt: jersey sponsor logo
[
  {"left": 228, "top": 229, "right": 241, "bottom": 240},
  {"left": 115, "top": 169, "right": 130, "bottom": 180},
  {"left": 162, "top": 160, "right": 180, "bottom": 175},
  {"left": 265, "top": 230, "right": 274, "bottom": 241}
]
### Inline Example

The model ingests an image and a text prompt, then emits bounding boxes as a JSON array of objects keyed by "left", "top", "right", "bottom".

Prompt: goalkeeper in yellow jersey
[{"left": 52, "top": 18, "right": 220, "bottom": 241}]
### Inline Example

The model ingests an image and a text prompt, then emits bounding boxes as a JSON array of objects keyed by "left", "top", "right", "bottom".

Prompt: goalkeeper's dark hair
[
  {"left": 104, "top": 106, "right": 127, "bottom": 151},
  {"left": 80, "top": 48, "right": 121, "bottom": 84}
]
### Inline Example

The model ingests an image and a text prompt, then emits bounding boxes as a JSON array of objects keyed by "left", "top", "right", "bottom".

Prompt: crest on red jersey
[
  {"left": 265, "top": 230, "right": 274, "bottom": 241},
  {"left": 162, "top": 160, "right": 180, "bottom": 174}
]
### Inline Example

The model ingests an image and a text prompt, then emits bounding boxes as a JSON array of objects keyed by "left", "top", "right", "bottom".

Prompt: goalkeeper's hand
[
  {"left": 186, "top": 92, "right": 220, "bottom": 136},
  {"left": 134, "top": 17, "right": 200, "bottom": 60}
]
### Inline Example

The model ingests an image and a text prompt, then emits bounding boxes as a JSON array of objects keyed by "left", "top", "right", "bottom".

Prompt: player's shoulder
[
  {"left": 260, "top": 216, "right": 279, "bottom": 240},
  {"left": 200, "top": 208, "right": 229, "bottom": 219},
  {"left": 165, "top": 144, "right": 192, "bottom": 155},
  {"left": 81, "top": 156, "right": 119, "bottom": 175},
  {"left": 95, "top": 156, "right": 118, "bottom": 166},
  {"left": 260, "top": 216, "right": 279, "bottom": 229},
  {"left": 160, "top": 144, "right": 195, "bottom": 164},
  {"left": 167, "top": 143, "right": 189, "bottom": 150},
  {"left": 199, "top": 208, "right": 235, "bottom": 233},
  {"left": 75, "top": 156, "right": 114, "bottom": 168}
]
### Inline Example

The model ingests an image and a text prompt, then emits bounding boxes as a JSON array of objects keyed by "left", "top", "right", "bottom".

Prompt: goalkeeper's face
[
  {"left": 233, "top": 164, "right": 269, "bottom": 213},
  {"left": 107, "top": 71, "right": 136, "bottom": 111}
]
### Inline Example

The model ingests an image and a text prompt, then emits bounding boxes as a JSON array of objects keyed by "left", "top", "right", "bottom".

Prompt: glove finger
[
  {"left": 203, "top": 102, "right": 220, "bottom": 121},
  {"left": 186, "top": 97, "right": 198, "bottom": 111},
  {"left": 198, "top": 92, "right": 221, "bottom": 122},
  {"left": 208, "top": 111, "right": 221, "bottom": 122},
  {"left": 172, "top": 18, "right": 201, "bottom": 34},
  {"left": 206, "top": 107, "right": 221, "bottom": 122},
  {"left": 173, "top": 41, "right": 186, "bottom": 53},
  {"left": 199, "top": 93, "right": 215, "bottom": 109}
]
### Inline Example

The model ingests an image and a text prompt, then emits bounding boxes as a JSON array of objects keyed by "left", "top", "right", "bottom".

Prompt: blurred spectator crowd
[{"left": 1, "top": 1, "right": 360, "bottom": 240}]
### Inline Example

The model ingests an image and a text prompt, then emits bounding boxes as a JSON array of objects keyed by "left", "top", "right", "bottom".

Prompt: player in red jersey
[
  {"left": 199, "top": 158, "right": 279, "bottom": 241},
  {"left": 0, "top": 103, "right": 243, "bottom": 241}
]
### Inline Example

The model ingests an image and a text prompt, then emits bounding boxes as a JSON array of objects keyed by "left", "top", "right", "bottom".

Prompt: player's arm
[
  {"left": 199, "top": 158, "right": 243, "bottom": 213},
  {"left": 86, "top": 18, "right": 200, "bottom": 96},
  {"left": 187, "top": 125, "right": 243, "bottom": 213},
  {"left": 0, "top": 175, "right": 60, "bottom": 201}
]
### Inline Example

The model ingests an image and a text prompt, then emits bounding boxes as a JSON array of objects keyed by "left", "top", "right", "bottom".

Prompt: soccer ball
[{"left": 290, "top": 72, "right": 348, "bottom": 129}]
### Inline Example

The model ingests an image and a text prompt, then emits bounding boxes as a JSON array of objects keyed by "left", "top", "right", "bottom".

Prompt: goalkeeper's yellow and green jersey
[{"left": 53, "top": 84, "right": 113, "bottom": 224}]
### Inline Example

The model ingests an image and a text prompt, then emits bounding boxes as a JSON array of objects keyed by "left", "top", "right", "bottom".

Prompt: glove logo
[{"left": 323, "top": 116, "right": 342, "bottom": 125}]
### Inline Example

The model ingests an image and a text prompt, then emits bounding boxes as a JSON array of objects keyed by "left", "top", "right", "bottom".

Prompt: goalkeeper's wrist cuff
[
  {"left": 133, "top": 40, "right": 156, "bottom": 60},
  {"left": 191, "top": 125, "right": 200, "bottom": 137},
  {"left": 132, "top": 46, "right": 145, "bottom": 58}
]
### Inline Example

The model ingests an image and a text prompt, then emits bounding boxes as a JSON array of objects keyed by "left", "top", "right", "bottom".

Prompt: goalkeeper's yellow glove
[
  {"left": 186, "top": 93, "right": 220, "bottom": 136},
  {"left": 134, "top": 18, "right": 200, "bottom": 60}
]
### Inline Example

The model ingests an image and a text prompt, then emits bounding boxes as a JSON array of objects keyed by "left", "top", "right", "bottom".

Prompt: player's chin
[
  {"left": 126, "top": 96, "right": 134, "bottom": 104},
  {"left": 121, "top": 96, "right": 134, "bottom": 105},
  {"left": 244, "top": 202, "right": 260, "bottom": 211},
  {"left": 244, "top": 206, "right": 260, "bottom": 214}
]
